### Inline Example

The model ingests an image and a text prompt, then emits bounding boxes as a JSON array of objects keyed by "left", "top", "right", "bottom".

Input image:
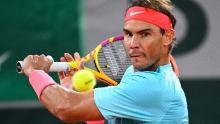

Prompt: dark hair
[{"left": 127, "top": 0, "right": 177, "bottom": 53}]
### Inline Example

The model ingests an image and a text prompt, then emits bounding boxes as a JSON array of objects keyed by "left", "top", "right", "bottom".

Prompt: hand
[
  {"left": 58, "top": 52, "right": 84, "bottom": 90},
  {"left": 22, "top": 54, "right": 53, "bottom": 76}
]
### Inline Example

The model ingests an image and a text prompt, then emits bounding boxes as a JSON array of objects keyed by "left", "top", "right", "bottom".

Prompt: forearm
[
  {"left": 40, "top": 85, "right": 104, "bottom": 122},
  {"left": 28, "top": 70, "right": 103, "bottom": 122},
  {"left": 40, "top": 84, "right": 84, "bottom": 122}
]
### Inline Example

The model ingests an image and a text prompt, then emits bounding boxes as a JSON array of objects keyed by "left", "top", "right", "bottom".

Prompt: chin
[
  {"left": 130, "top": 58, "right": 151, "bottom": 70},
  {"left": 133, "top": 64, "right": 147, "bottom": 70},
  {"left": 133, "top": 62, "right": 152, "bottom": 71}
]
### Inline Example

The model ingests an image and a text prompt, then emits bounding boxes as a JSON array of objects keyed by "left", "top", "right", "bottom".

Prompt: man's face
[{"left": 123, "top": 20, "right": 165, "bottom": 71}]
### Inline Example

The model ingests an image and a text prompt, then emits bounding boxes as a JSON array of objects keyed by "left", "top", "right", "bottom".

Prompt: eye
[
  {"left": 141, "top": 32, "right": 149, "bottom": 37},
  {"left": 124, "top": 31, "right": 133, "bottom": 37}
]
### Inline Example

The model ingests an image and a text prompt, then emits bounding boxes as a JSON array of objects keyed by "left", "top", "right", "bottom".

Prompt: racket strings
[
  {"left": 112, "top": 41, "right": 132, "bottom": 76},
  {"left": 108, "top": 41, "right": 129, "bottom": 78},
  {"left": 98, "top": 40, "right": 132, "bottom": 81},
  {"left": 97, "top": 50, "right": 115, "bottom": 79}
]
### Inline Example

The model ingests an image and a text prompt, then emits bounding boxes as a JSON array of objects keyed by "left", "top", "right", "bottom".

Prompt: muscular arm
[
  {"left": 40, "top": 84, "right": 104, "bottom": 122},
  {"left": 21, "top": 54, "right": 104, "bottom": 122}
]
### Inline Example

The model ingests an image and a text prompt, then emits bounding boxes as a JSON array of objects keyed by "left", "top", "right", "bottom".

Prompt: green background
[
  {"left": 0, "top": 0, "right": 83, "bottom": 101},
  {"left": 0, "top": 0, "right": 84, "bottom": 123}
]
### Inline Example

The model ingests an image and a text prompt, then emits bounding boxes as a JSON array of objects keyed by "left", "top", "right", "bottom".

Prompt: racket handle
[{"left": 16, "top": 61, "right": 71, "bottom": 73}]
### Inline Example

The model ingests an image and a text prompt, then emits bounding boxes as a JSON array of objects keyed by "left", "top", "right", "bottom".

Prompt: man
[{"left": 21, "top": 0, "right": 188, "bottom": 123}]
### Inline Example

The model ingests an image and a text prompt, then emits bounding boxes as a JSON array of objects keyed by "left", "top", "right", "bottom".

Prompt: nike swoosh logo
[
  {"left": 0, "top": 50, "right": 11, "bottom": 71},
  {"left": 130, "top": 11, "right": 146, "bottom": 16}
]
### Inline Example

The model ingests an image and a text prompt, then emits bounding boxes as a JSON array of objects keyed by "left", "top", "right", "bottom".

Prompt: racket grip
[{"left": 16, "top": 61, "right": 71, "bottom": 73}]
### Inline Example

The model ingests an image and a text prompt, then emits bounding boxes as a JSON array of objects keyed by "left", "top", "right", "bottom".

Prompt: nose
[{"left": 129, "top": 35, "right": 140, "bottom": 49}]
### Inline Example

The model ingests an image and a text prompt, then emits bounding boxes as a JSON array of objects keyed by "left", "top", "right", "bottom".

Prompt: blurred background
[{"left": 0, "top": 0, "right": 219, "bottom": 124}]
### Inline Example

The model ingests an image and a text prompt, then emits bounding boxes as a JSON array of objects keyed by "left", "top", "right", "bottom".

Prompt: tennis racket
[
  {"left": 16, "top": 35, "right": 180, "bottom": 85},
  {"left": 16, "top": 35, "right": 132, "bottom": 86},
  {"left": 169, "top": 54, "right": 180, "bottom": 77}
]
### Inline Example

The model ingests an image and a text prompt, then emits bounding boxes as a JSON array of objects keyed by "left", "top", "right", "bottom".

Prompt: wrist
[
  {"left": 29, "top": 70, "right": 56, "bottom": 100},
  {"left": 24, "top": 68, "right": 37, "bottom": 76}
]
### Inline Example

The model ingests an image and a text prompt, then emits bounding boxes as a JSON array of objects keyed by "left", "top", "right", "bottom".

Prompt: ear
[{"left": 163, "top": 30, "right": 174, "bottom": 46}]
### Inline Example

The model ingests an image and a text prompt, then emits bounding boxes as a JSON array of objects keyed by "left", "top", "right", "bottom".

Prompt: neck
[
  {"left": 137, "top": 53, "right": 170, "bottom": 72},
  {"left": 151, "top": 47, "right": 171, "bottom": 70},
  {"left": 153, "top": 54, "right": 170, "bottom": 70}
]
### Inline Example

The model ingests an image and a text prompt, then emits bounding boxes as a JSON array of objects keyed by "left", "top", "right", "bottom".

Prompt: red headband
[{"left": 125, "top": 6, "right": 173, "bottom": 30}]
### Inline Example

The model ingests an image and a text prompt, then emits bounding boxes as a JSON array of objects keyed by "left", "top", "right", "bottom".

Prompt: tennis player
[{"left": 21, "top": 0, "right": 188, "bottom": 123}]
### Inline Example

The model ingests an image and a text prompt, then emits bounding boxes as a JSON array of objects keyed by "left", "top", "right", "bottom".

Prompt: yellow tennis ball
[{"left": 72, "top": 69, "right": 96, "bottom": 92}]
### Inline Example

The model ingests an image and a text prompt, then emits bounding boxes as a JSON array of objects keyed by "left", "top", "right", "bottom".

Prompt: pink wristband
[{"left": 29, "top": 70, "right": 56, "bottom": 100}]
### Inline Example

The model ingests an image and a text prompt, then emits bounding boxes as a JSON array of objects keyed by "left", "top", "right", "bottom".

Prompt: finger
[
  {"left": 65, "top": 72, "right": 71, "bottom": 77},
  {"left": 64, "top": 53, "right": 74, "bottom": 62},
  {"left": 61, "top": 56, "right": 73, "bottom": 76},
  {"left": 32, "top": 55, "right": 39, "bottom": 63},
  {"left": 25, "top": 55, "right": 33, "bottom": 61},
  {"left": 28, "top": 55, "right": 34, "bottom": 59},
  {"left": 39, "top": 54, "right": 46, "bottom": 62},
  {"left": 57, "top": 57, "right": 66, "bottom": 80},
  {"left": 58, "top": 71, "right": 65, "bottom": 80},
  {"left": 33, "top": 55, "right": 39, "bottom": 59},
  {"left": 39, "top": 54, "right": 53, "bottom": 66},
  {"left": 69, "top": 71, "right": 75, "bottom": 76},
  {"left": 65, "top": 68, "right": 77, "bottom": 77},
  {"left": 60, "top": 57, "right": 66, "bottom": 62},
  {"left": 74, "top": 52, "right": 84, "bottom": 69},
  {"left": 40, "top": 54, "right": 45, "bottom": 57},
  {"left": 66, "top": 68, "right": 78, "bottom": 77},
  {"left": 74, "top": 52, "right": 81, "bottom": 61}
]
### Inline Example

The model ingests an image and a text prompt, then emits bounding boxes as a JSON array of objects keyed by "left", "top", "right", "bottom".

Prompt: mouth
[
  {"left": 130, "top": 55, "right": 140, "bottom": 58},
  {"left": 129, "top": 54, "right": 142, "bottom": 60},
  {"left": 129, "top": 51, "right": 144, "bottom": 61}
]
